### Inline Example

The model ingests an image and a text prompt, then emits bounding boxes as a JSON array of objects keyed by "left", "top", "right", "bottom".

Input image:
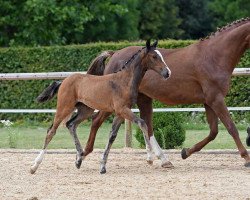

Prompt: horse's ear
[
  {"left": 146, "top": 39, "right": 151, "bottom": 52},
  {"left": 152, "top": 40, "right": 158, "bottom": 48}
]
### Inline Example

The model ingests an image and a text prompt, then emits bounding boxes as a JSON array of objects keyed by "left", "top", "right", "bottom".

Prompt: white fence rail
[
  {"left": 0, "top": 68, "right": 249, "bottom": 80},
  {"left": 1, "top": 107, "right": 250, "bottom": 113}
]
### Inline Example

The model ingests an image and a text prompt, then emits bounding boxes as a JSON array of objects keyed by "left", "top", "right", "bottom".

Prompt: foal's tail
[
  {"left": 87, "top": 50, "right": 115, "bottom": 75},
  {"left": 36, "top": 81, "right": 62, "bottom": 103}
]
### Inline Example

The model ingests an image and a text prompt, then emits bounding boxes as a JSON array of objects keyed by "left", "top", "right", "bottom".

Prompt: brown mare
[
  {"left": 30, "top": 40, "right": 171, "bottom": 174},
  {"left": 83, "top": 18, "right": 250, "bottom": 168}
]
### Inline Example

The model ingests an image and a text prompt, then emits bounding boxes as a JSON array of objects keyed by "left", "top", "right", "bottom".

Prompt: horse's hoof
[
  {"left": 75, "top": 159, "right": 82, "bottom": 169},
  {"left": 181, "top": 148, "right": 190, "bottom": 159},
  {"left": 30, "top": 166, "right": 36, "bottom": 174},
  {"left": 100, "top": 167, "right": 106, "bottom": 174},
  {"left": 161, "top": 161, "right": 174, "bottom": 168},
  {"left": 147, "top": 160, "right": 153, "bottom": 165},
  {"left": 246, "top": 127, "right": 250, "bottom": 146},
  {"left": 244, "top": 161, "right": 250, "bottom": 167}
]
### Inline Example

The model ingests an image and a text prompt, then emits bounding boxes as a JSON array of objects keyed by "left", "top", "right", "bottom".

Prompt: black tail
[
  {"left": 36, "top": 81, "right": 62, "bottom": 103},
  {"left": 87, "top": 50, "right": 115, "bottom": 75},
  {"left": 247, "top": 127, "right": 250, "bottom": 147}
]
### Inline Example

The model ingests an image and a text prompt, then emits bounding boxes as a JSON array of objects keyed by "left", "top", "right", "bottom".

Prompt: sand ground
[{"left": 0, "top": 149, "right": 249, "bottom": 200}]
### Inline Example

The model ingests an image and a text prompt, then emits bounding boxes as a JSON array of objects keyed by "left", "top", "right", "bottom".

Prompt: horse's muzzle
[{"left": 161, "top": 68, "right": 171, "bottom": 79}]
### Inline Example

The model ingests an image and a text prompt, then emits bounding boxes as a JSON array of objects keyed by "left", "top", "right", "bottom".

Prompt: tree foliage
[
  {"left": 209, "top": 0, "right": 250, "bottom": 27},
  {"left": 176, "top": 0, "right": 214, "bottom": 39},
  {"left": 0, "top": 0, "right": 249, "bottom": 46}
]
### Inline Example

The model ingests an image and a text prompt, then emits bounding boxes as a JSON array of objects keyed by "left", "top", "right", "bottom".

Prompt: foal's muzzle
[{"left": 161, "top": 68, "right": 171, "bottom": 79}]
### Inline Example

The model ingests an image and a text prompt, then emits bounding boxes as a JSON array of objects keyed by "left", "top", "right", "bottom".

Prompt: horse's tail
[
  {"left": 87, "top": 50, "right": 115, "bottom": 75},
  {"left": 36, "top": 51, "right": 114, "bottom": 103},
  {"left": 36, "top": 81, "right": 62, "bottom": 103}
]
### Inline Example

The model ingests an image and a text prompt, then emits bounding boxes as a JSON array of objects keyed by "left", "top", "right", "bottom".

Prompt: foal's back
[{"left": 58, "top": 72, "right": 130, "bottom": 112}]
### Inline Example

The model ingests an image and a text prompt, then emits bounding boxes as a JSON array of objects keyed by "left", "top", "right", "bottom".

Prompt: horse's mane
[
  {"left": 201, "top": 17, "right": 250, "bottom": 41},
  {"left": 114, "top": 47, "right": 146, "bottom": 73}
]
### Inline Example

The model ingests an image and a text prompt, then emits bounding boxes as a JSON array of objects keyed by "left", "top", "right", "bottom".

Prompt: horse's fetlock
[{"left": 240, "top": 150, "right": 248, "bottom": 158}]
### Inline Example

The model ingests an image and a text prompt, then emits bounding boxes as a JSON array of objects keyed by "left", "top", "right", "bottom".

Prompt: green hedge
[{"left": 0, "top": 40, "right": 249, "bottom": 122}]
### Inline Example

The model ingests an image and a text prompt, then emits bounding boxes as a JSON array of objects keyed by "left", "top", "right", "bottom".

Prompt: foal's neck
[{"left": 124, "top": 51, "right": 147, "bottom": 105}]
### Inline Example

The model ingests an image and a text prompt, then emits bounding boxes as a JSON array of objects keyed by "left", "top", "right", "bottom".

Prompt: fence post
[{"left": 125, "top": 119, "right": 132, "bottom": 147}]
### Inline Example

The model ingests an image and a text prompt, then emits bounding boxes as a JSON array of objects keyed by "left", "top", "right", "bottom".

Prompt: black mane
[
  {"left": 114, "top": 47, "right": 146, "bottom": 73},
  {"left": 201, "top": 17, "right": 250, "bottom": 41}
]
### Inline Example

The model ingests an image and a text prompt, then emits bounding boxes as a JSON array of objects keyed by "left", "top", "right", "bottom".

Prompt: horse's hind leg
[
  {"left": 182, "top": 104, "right": 218, "bottom": 159},
  {"left": 30, "top": 103, "right": 75, "bottom": 174},
  {"left": 137, "top": 94, "right": 172, "bottom": 168},
  {"left": 100, "top": 116, "right": 124, "bottom": 174},
  {"left": 210, "top": 98, "right": 250, "bottom": 167},
  {"left": 66, "top": 103, "right": 94, "bottom": 169}
]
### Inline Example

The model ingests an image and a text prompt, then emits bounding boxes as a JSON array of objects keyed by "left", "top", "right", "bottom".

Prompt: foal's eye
[{"left": 153, "top": 55, "right": 157, "bottom": 59}]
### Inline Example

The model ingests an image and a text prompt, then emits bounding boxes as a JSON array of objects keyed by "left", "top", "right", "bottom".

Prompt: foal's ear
[
  {"left": 152, "top": 40, "right": 158, "bottom": 48},
  {"left": 146, "top": 39, "right": 151, "bottom": 52}
]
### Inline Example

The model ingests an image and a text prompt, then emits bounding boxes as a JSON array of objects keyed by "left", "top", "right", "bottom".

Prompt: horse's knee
[{"left": 208, "top": 131, "right": 218, "bottom": 141}]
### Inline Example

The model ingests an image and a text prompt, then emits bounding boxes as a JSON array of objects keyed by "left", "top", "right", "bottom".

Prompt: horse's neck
[{"left": 211, "top": 23, "right": 249, "bottom": 73}]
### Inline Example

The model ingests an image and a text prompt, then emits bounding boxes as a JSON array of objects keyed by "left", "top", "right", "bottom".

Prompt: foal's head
[{"left": 142, "top": 40, "right": 171, "bottom": 79}]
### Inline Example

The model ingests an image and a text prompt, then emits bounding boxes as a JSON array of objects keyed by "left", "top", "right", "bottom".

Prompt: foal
[{"left": 30, "top": 40, "right": 171, "bottom": 174}]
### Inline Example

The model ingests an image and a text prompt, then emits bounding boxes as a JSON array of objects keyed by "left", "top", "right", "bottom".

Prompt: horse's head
[{"left": 142, "top": 39, "right": 171, "bottom": 79}]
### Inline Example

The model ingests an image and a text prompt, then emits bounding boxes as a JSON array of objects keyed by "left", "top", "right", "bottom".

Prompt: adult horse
[
  {"left": 84, "top": 18, "right": 250, "bottom": 168},
  {"left": 30, "top": 40, "right": 171, "bottom": 174}
]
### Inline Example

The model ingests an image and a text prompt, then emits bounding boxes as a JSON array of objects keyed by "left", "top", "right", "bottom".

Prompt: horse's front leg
[
  {"left": 207, "top": 94, "right": 250, "bottom": 167},
  {"left": 100, "top": 116, "right": 124, "bottom": 174},
  {"left": 137, "top": 94, "right": 173, "bottom": 168},
  {"left": 182, "top": 104, "right": 219, "bottom": 159},
  {"left": 83, "top": 111, "right": 112, "bottom": 157}
]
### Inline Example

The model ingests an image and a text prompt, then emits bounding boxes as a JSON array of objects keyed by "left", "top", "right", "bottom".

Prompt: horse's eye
[{"left": 153, "top": 55, "right": 157, "bottom": 59}]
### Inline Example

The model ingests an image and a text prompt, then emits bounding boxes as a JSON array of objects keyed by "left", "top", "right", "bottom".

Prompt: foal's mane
[
  {"left": 114, "top": 47, "right": 146, "bottom": 73},
  {"left": 201, "top": 17, "right": 250, "bottom": 41}
]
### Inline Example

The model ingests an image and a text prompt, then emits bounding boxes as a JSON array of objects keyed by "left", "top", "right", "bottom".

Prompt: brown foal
[
  {"left": 30, "top": 40, "right": 171, "bottom": 174},
  {"left": 85, "top": 18, "right": 250, "bottom": 168}
]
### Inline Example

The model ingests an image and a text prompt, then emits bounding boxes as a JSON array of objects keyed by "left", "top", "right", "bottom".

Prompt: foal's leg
[
  {"left": 182, "top": 104, "right": 218, "bottom": 159},
  {"left": 118, "top": 107, "right": 152, "bottom": 155},
  {"left": 100, "top": 116, "right": 124, "bottom": 174},
  {"left": 83, "top": 111, "right": 112, "bottom": 157},
  {"left": 137, "top": 94, "right": 173, "bottom": 168},
  {"left": 30, "top": 105, "right": 75, "bottom": 174},
  {"left": 66, "top": 103, "right": 94, "bottom": 169}
]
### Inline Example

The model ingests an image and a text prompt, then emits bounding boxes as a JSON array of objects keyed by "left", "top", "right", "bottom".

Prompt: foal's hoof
[
  {"left": 75, "top": 159, "right": 82, "bottom": 169},
  {"left": 161, "top": 161, "right": 174, "bottom": 168},
  {"left": 246, "top": 127, "right": 250, "bottom": 147},
  {"left": 100, "top": 167, "right": 107, "bottom": 174},
  {"left": 244, "top": 161, "right": 250, "bottom": 167},
  {"left": 181, "top": 148, "right": 190, "bottom": 159}
]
